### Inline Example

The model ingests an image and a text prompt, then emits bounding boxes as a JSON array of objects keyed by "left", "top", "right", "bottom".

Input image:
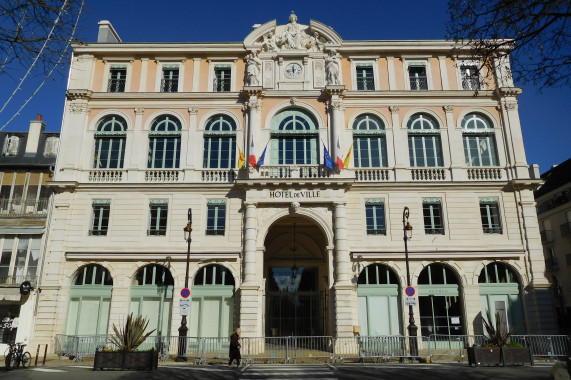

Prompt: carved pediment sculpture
[{"left": 243, "top": 12, "right": 343, "bottom": 53}]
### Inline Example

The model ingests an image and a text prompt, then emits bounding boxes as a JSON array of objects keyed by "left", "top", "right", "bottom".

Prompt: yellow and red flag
[
  {"left": 237, "top": 142, "right": 245, "bottom": 169},
  {"left": 343, "top": 142, "right": 353, "bottom": 169}
]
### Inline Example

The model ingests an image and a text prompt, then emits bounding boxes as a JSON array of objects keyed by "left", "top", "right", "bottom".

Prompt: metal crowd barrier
[
  {"left": 511, "top": 335, "right": 571, "bottom": 359},
  {"left": 54, "top": 334, "right": 571, "bottom": 364}
]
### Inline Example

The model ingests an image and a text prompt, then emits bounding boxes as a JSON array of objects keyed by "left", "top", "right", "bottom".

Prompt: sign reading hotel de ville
[{"left": 269, "top": 189, "right": 322, "bottom": 199}]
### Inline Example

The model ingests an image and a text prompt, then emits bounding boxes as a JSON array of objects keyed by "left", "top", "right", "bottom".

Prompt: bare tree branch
[
  {"left": 447, "top": 0, "right": 571, "bottom": 90},
  {"left": 0, "top": 0, "right": 83, "bottom": 77}
]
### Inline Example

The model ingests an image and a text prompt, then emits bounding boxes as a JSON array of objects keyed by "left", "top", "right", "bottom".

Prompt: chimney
[
  {"left": 25, "top": 114, "right": 45, "bottom": 156},
  {"left": 97, "top": 20, "right": 122, "bottom": 43}
]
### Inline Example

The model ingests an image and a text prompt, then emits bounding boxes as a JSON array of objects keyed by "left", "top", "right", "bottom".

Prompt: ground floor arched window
[
  {"left": 65, "top": 264, "right": 112, "bottom": 336},
  {"left": 130, "top": 264, "right": 173, "bottom": 337},
  {"left": 190, "top": 264, "right": 235, "bottom": 337},
  {"left": 357, "top": 264, "right": 401, "bottom": 335},
  {"left": 418, "top": 263, "right": 464, "bottom": 338},
  {"left": 478, "top": 262, "right": 525, "bottom": 334}
]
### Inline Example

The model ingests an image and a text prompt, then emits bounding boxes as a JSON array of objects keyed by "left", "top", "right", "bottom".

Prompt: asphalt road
[{"left": 0, "top": 362, "right": 555, "bottom": 380}]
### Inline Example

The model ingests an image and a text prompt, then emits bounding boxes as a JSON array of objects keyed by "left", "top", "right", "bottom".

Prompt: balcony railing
[
  {"left": 145, "top": 170, "right": 180, "bottom": 182},
  {"left": 410, "top": 76, "right": 428, "bottom": 90},
  {"left": 201, "top": 169, "right": 237, "bottom": 183},
  {"left": 356, "top": 77, "right": 375, "bottom": 91},
  {"left": 411, "top": 168, "right": 446, "bottom": 181},
  {"left": 160, "top": 79, "right": 178, "bottom": 92},
  {"left": 425, "top": 227, "right": 445, "bottom": 235},
  {"left": 560, "top": 222, "right": 571, "bottom": 237},
  {"left": 462, "top": 77, "right": 480, "bottom": 90},
  {"left": 483, "top": 226, "right": 503, "bottom": 234},
  {"left": 147, "top": 229, "right": 166, "bottom": 236},
  {"left": 355, "top": 169, "right": 390, "bottom": 182},
  {"left": 107, "top": 79, "right": 125, "bottom": 92},
  {"left": 89, "top": 170, "right": 124, "bottom": 182},
  {"left": 0, "top": 199, "right": 49, "bottom": 216},
  {"left": 541, "top": 230, "right": 554, "bottom": 243},
  {"left": 0, "top": 274, "right": 37, "bottom": 287},
  {"left": 258, "top": 165, "right": 331, "bottom": 179},
  {"left": 467, "top": 168, "right": 503, "bottom": 180}
]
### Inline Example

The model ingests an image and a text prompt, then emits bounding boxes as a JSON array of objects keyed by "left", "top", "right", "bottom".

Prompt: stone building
[
  {"left": 535, "top": 157, "right": 571, "bottom": 334},
  {"left": 0, "top": 115, "right": 58, "bottom": 351},
  {"left": 32, "top": 13, "right": 555, "bottom": 349}
]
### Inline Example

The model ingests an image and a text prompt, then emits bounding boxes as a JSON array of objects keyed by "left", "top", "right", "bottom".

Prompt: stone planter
[
  {"left": 93, "top": 349, "right": 158, "bottom": 371},
  {"left": 467, "top": 347, "right": 502, "bottom": 366},
  {"left": 502, "top": 347, "right": 533, "bottom": 366}
]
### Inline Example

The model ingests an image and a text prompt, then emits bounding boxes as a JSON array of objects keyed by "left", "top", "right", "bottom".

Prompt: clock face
[{"left": 285, "top": 63, "right": 302, "bottom": 78}]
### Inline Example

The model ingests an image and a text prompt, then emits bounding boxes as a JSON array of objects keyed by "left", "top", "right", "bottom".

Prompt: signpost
[
  {"left": 405, "top": 286, "right": 417, "bottom": 306},
  {"left": 179, "top": 298, "right": 190, "bottom": 316}
]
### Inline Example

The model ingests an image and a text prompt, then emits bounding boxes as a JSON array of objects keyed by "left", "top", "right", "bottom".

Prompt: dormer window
[
  {"left": 43, "top": 137, "right": 59, "bottom": 157},
  {"left": 2, "top": 136, "right": 20, "bottom": 156}
]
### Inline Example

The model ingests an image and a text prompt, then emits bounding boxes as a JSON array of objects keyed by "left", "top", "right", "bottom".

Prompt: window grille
[
  {"left": 108, "top": 66, "right": 126, "bottom": 92},
  {"left": 356, "top": 65, "right": 375, "bottom": 91},
  {"left": 214, "top": 66, "right": 231, "bottom": 92}
]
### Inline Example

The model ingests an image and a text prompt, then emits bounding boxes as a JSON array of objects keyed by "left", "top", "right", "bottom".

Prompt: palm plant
[
  {"left": 481, "top": 309, "right": 516, "bottom": 347},
  {"left": 108, "top": 313, "right": 156, "bottom": 352}
]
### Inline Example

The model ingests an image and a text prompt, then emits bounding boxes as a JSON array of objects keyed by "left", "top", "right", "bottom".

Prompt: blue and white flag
[
  {"left": 323, "top": 143, "right": 334, "bottom": 170},
  {"left": 257, "top": 142, "right": 268, "bottom": 167}
]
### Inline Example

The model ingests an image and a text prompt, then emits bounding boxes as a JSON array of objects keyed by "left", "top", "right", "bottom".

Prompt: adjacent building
[
  {"left": 32, "top": 14, "right": 556, "bottom": 350},
  {"left": 0, "top": 115, "right": 58, "bottom": 350},
  {"left": 536, "top": 157, "right": 571, "bottom": 334}
]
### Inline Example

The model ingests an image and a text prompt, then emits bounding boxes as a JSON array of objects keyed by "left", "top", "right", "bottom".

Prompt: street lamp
[
  {"left": 403, "top": 206, "right": 419, "bottom": 359},
  {"left": 176, "top": 208, "right": 192, "bottom": 362}
]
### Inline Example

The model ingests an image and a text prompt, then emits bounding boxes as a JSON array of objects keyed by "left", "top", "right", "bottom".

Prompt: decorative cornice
[
  {"left": 242, "top": 86, "right": 264, "bottom": 98},
  {"left": 66, "top": 89, "right": 92, "bottom": 101},
  {"left": 323, "top": 84, "right": 346, "bottom": 97}
]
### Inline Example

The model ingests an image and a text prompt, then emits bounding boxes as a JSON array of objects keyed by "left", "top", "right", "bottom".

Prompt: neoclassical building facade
[{"left": 33, "top": 14, "right": 556, "bottom": 348}]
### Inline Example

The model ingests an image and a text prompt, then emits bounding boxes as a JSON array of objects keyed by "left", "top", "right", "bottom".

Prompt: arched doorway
[
  {"left": 418, "top": 263, "right": 464, "bottom": 338},
  {"left": 264, "top": 215, "right": 329, "bottom": 336},
  {"left": 478, "top": 262, "right": 525, "bottom": 334},
  {"left": 357, "top": 264, "right": 402, "bottom": 335},
  {"left": 190, "top": 264, "right": 235, "bottom": 337},
  {"left": 130, "top": 264, "right": 173, "bottom": 337},
  {"left": 65, "top": 264, "right": 112, "bottom": 335}
]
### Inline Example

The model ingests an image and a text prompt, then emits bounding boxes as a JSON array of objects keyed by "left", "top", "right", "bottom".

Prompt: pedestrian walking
[{"left": 228, "top": 328, "right": 241, "bottom": 367}]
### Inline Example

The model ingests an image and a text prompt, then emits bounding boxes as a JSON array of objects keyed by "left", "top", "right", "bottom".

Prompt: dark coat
[{"left": 229, "top": 332, "right": 241, "bottom": 359}]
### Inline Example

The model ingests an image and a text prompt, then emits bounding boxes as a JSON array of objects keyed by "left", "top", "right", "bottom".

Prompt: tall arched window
[
  {"left": 407, "top": 113, "right": 443, "bottom": 167},
  {"left": 94, "top": 115, "right": 127, "bottom": 169},
  {"left": 461, "top": 113, "right": 498, "bottom": 166},
  {"left": 357, "top": 264, "right": 401, "bottom": 336},
  {"left": 190, "top": 264, "right": 235, "bottom": 338},
  {"left": 418, "top": 263, "right": 463, "bottom": 337},
  {"left": 353, "top": 114, "right": 387, "bottom": 167},
  {"left": 130, "top": 264, "right": 174, "bottom": 336},
  {"left": 148, "top": 115, "right": 182, "bottom": 169},
  {"left": 270, "top": 108, "right": 318, "bottom": 165},
  {"left": 203, "top": 115, "right": 236, "bottom": 168},
  {"left": 478, "top": 262, "right": 525, "bottom": 334},
  {"left": 65, "top": 264, "right": 113, "bottom": 336}
]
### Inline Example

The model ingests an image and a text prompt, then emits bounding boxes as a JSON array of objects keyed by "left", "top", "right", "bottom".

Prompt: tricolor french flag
[{"left": 249, "top": 140, "right": 257, "bottom": 169}]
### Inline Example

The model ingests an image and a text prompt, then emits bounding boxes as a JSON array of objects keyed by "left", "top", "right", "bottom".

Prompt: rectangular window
[
  {"left": 90, "top": 201, "right": 110, "bottom": 236},
  {"left": 365, "top": 199, "right": 386, "bottom": 235},
  {"left": 409, "top": 66, "right": 428, "bottom": 90},
  {"left": 206, "top": 200, "right": 226, "bottom": 236},
  {"left": 148, "top": 200, "right": 168, "bottom": 236},
  {"left": 461, "top": 66, "right": 480, "bottom": 90},
  {"left": 356, "top": 66, "right": 375, "bottom": 91},
  {"left": 0, "top": 236, "right": 40, "bottom": 285},
  {"left": 161, "top": 66, "right": 179, "bottom": 92},
  {"left": 480, "top": 198, "right": 502, "bottom": 234},
  {"left": 214, "top": 66, "right": 231, "bottom": 92},
  {"left": 423, "top": 198, "right": 444, "bottom": 234},
  {"left": 108, "top": 66, "right": 126, "bottom": 92}
]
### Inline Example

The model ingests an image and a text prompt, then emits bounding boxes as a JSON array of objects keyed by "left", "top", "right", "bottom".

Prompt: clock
[{"left": 285, "top": 62, "right": 303, "bottom": 79}]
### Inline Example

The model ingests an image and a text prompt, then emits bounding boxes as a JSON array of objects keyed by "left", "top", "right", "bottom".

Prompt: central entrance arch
[{"left": 263, "top": 214, "right": 329, "bottom": 336}]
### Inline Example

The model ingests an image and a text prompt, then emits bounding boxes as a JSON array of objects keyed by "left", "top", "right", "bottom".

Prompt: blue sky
[{"left": 0, "top": 1, "right": 568, "bottom": 173}]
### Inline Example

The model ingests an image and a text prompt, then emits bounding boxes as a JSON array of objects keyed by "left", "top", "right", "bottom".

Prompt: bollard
[{"left": 34, "top": 344, "right": 49, "bottom": 366}]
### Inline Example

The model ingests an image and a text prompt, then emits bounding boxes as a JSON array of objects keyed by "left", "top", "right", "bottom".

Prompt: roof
[
  {"left": 535, "top": 157, "right": 571, "bottom": 198},
  {"left": 0, "top": 131, "right": 59, "bottom": 169}
]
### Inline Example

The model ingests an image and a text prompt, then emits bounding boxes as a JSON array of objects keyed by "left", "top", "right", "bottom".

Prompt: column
[
  {"left": 443, "top": 105, "right": 464, "bottom": 180},
  {"left": 325, "top": 86, "right": 346, "bottom": 160},
  {"left": 390, "top": 106, "right": 408, "bottom": 181},
  {"left": 438, "top": 56, "right": 449, "bottom": 90},
  {"left": 240, "top": 202, "right": 261, "bottom": 337},
  {"left": 333, "top": 202, "right": 354, "bottom": 336}
]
